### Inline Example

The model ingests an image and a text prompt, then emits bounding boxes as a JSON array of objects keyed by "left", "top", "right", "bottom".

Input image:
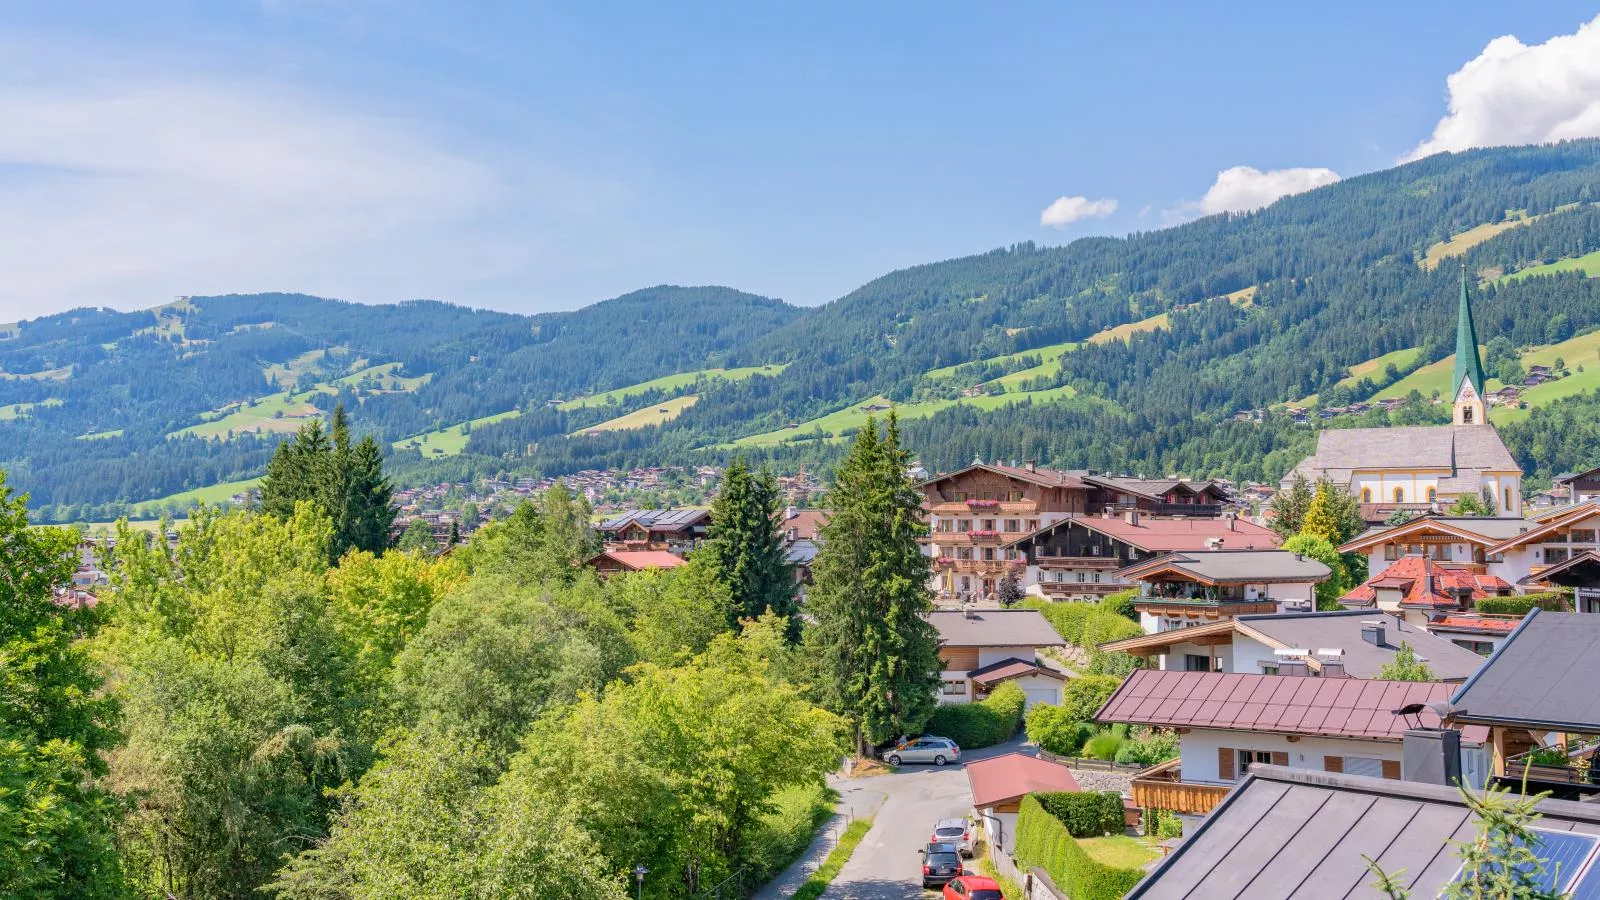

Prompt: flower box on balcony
[
  {"left": 968, "top": 529, "right": 1000, "bottom": 538},
  {"left": 935, "top": 557, "right": 955, "bottom": 566},
  {"left": 966, "top": 499, "right": 1000, "bottom": 509}
]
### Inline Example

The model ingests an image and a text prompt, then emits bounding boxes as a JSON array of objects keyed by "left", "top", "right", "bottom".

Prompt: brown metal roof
[
  {"left": 965, "top": 752, "right": 1081, "bottom": 809},
  {"left": 1094, "top": 669, "right": 1477, "bottom": 741}
]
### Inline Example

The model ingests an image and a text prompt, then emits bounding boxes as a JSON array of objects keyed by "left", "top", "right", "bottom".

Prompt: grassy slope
[
  {"left": 0, "top": 398, "right": 63, "bottom": 420},
  {"left": 1496, "top": 248, "right": 1600, "bottom": 284},
  {"left": 1087, "top": 311, "right": 1171, "bottom": 345},
  {"left": 573, "top": 394, "right": 699, "bottom": 435},
  {"left": 394, "top": 409, "right": 522, "bottom": 457},
  {"left": 1289, "top": 346, "right": 1424, "bottom": 407},
  {"left": 733, "top": 385, "right": 1078, "bottom": 448},
  {"left": 1420, "top": 211, "right": 1534, "bottom": 270},
  {"left": 174, "top": 362, "right": 431, "bottom": 440},
  {"left": 76, "top": 429, "right": 124, "bottom": 441},
  {"left": 925, "top": 340, "right": 1081, "bottom": 380},
  {"left": 128, "top": 477, "right": 262, "bottom": 517},
  {"left": 558, "top": 364, "right": 785, "bottom": 410}
]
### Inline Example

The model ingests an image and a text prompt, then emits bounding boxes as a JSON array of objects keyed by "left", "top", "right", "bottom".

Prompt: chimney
[
  {"left": 1316, "top": 648, "right": 1347, "bottom": 678},
  {"left": 1024, "top": 459, "right": 1037, "bottom": 473},
  {"left": 1278, "top": 660, "right": 1310, "bottom": 677},
  {"left": 1402, "top": 728, "right": 1462, "bottom": 786},
  {"left": 963, "top": 603, "right": 977, "bottom": 619},
  {"left": 1361, "top": 620, "right": 1386, "bottom": 646},
  {"left": 1205, "top": 537, "right": 1223, "bottom": 550},
  {"left": 1124, "top": 509, "right": 1141, "bottom": 526},
  {"left": 784, "top": 505, "right": 797, "bottom": 521}
]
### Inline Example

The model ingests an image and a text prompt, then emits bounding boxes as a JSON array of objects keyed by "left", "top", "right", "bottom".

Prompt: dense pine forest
[{"left": 6, "top": 140, "right": 1600, "bottom": 518}]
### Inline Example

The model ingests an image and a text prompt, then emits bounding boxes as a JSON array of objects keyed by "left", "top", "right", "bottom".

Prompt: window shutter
[
  {"left": 1324, "top": 756, "right": 1343, "bottom": 773},
  {"left": 1218, "top": 747, "right": 1235, "bottom": 781},
  {"left": 1382, "top": 760, "right": 1401, "bottom": 780},
  {"left": 1271, "top": 751, "right": 1289, "bottom": 767}
]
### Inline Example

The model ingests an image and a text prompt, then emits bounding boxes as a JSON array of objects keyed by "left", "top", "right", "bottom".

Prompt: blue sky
[{"left": 3, "top": 2, "right": 1600, "bottom": 319}]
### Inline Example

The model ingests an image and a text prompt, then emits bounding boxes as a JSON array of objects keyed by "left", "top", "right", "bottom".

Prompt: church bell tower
[{"left": 1451, "top": 265, "right": 1487, "bottom": 427}]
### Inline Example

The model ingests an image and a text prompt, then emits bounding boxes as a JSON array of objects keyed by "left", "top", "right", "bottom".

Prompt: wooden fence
[{"left": 1037, "top": 749, "right": 1146, "bottom": 772}]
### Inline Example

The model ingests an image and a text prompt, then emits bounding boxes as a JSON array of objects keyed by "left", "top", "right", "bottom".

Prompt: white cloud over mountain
[
  {"left": 1039, "top": 195, "right": 1118, "bottom": 228},
  {"left": 1406, "top": 14, "right": 1600, "bottom": 161},
  {"left": 1196, "top": 166, "right": 1342, "bottom": 215}
]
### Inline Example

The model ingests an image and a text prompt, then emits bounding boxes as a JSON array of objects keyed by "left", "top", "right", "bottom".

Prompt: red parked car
[{"left": 943, "top": 874, "right": 1005, "bottom": 899}]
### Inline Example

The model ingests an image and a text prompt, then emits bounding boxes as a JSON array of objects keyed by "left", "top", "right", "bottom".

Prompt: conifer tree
[
  {"left": 1300, "top": 480, "right": 1345, "bottom": 545},
  {"left": 259, "top": 404, "right": 394, "bottom": 560},
  {"left": 1270, "top": 473, "right": 1313, "bottom": 538},
  {"left": 702, "top": 457, "right": 796, "bottom": 630},
  {"left": 806, "top": 414, "right": 941, "bottom": 755}
]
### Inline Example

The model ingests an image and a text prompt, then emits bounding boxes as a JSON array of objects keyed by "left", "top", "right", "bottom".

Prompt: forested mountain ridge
[{"left": 7, "top": 140, "right": 1600, "bottom": 519}]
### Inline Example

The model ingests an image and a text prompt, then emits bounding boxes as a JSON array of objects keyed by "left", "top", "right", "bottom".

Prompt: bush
[
  {"left": 1037, "top": 791, "right": 1125, "bottom": 838},
  {"left": 1081, "top": 729, "right": 1126, "bottom": 761},
  {"left": 1476, "top": 591, "right": 1570, "bottom": 615},
  {"left": 1143, "top": 808, "right": 1183, "bottom": 840},
  {"left": 1097, "top": 589, "right": 1139, "bottom": 621},
  {"left": 1115, "top": 728, "right": 1179, "bottom": 767},
  {"left": 922, "top": 682, "right": 1026, "bottom": 750},
  {"left": 1062, "top": 675, "right": 1123, "bottom": 723},
  {"left": 1026, "top": 703, "right": 1095, "bottom": 756},
  {"left": 743, "top": 782, "right": 835, "bottom": 882},
  {"left": 1015, "top": 795, "right": 1145, "bottom": 900}
]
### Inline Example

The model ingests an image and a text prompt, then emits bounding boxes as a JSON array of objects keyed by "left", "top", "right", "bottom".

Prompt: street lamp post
[{"left": 633, "top": 864, "right": 649, "bottom": 900}]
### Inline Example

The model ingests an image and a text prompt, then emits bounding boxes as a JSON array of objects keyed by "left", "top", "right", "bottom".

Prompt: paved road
[{"left": 823, "top": 737, "right": 1034, "bottom": 900}]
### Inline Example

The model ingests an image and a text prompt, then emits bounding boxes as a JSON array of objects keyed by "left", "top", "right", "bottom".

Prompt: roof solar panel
[{"left": 1448, "top": 828, "right": 1600, "bottom": 895}]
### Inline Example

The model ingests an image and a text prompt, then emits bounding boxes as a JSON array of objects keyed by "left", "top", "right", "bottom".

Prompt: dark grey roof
[
  {"left": 927, "top": 609, "right": 1065, "bottom": 648},
  {"left": 1356, "top": 515, "right": 1534, "bottom": 542},
  {"left": 1129, "top": 765, "right": 1600, "bottom": 899},
  {"left": 1125, "top": 550, "right": 1330, "bottom": 583},
  {"left": 783, "top": 539, "right": 819, "bottom": 565},
  {"left": 1235, "top": 610, "right": 1487, "bottom": 681},
  {"left": 597, "top": 508, "right": 709, "bottom": 531},
  {"left": 1286, "top": 424, "right": 1519, "bottom": 485},
  {"left": 1449, "top": 609, "right": 1600, "bottom": 731}
]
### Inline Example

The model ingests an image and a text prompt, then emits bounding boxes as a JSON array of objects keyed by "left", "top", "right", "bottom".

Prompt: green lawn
[
  {"left": 169, "top": 390, "right": 322, "bottom": 439},
  {"left": 558, "top": 364, "right": 785, "bottom": 410},
  {"left": 0, "top": 365, "right": 72, "bottom": 381},
  {"left": 1372, "top": 349, "right": 1485, "bottom": 402},
  {"left": 1088, "top": 311, "right": 1171, "bottom": 345},
  {"left": 573, "top": 394, "right": 699, "bottom": 434},
  {"left": 263, "top": 348, "right": 351, "bottom": 387},
  {"left": 925, "top": 339, "right": 1081, "bottom": 381},
  {"left": 1077, "top": 835, "right": 1161, "bottom": 869},
  {"left": 127, "top": 477, "right": 262, "bottom": 518},
  {"left": 1492, "top": 363, "right": 1600, "bottom": 424},
  {"left": 76, "top": 428, "right": 124, "bottom": 441},
  {"left": 1290, "top": 346, "right": 1423, "bottom": 407},
  {"left": 1497, "top": 248, "right": 1600, "bottom": 284},
  {"left": 0, "top": 398, "right": 62, "bottom": 420},
  {"left": 393, "top": 409, "right": 522, "bottom": 457}
]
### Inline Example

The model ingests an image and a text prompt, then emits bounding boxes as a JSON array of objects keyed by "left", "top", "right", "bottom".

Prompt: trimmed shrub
[
  {"left": 1476, "top": 591, "right": 1570, "bottom": 616},
  {"left": 1015, "top": 795, "right": 1145, "bottom": 900},
  {"left": 1143, "top": 807, "right": 1183, "bottom": 840},
  {"left": 1025, "top": 703, "right": 1094, "bottom": 756},
  {"left": 922, "top": 682, "right": 1026, "bottom": 750},
  {"left": 1062, "top": 675, "right": 1123, "bottom": 723},
  {"left": 1037, "top": 791, "right": 1125, "bottom": 838}
]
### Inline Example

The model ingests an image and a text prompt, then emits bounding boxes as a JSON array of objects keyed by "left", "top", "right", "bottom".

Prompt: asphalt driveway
[{"left": 822, "top": 737, "right": 1033, "bottom": 900}]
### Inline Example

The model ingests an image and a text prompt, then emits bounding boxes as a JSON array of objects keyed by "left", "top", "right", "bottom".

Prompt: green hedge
[
  {"left": 1015, "top": 795, "right": 1145, "bottom": 900},
  {"left": 1023, "top": 599, "right": 1142, "bottom": 652},
  {"left": 1037, "top": 791, "right": 1125, "bottom": 838},
  {"left": 1476, "top": 591, "right": 1570, "bottom": 616},
  {"left": 922, "top": 682, "right": 1026, "bottom": 749}
]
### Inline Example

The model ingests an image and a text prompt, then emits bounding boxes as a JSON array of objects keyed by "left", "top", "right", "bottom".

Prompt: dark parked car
[{"left": 921, "top": 850, "right": 965, "bottom": 889}]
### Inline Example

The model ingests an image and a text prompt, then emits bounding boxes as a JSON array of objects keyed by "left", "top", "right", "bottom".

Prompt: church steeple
[{"left": 1452, "top": 265, "right": 1487, "bottom": 426}]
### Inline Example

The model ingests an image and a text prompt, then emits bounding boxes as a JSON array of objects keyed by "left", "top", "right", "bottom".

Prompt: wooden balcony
[
  {"left": 945, "top": 559, "right": 1026, "bottom": 574},
  {"left": 1040, "top": 581, "right": 1125, "bottom": 596},
  {"left": 1036, "top": 556, "right": 1121, "bottom": 569},
  {"left": 1130, "top": 758, "right": 1233, "bottom": 815}
]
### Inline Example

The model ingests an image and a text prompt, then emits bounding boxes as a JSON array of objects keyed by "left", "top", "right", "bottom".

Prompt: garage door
[{"left": 1023, "top": 687, "right": 1060, "bottom": 708}]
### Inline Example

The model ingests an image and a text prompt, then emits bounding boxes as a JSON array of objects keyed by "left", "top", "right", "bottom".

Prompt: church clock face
[{"left": 1458, "top": 379, "right": 1478, "bottom": 401}]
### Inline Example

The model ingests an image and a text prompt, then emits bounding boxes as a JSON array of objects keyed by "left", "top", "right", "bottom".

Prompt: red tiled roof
[
  {"left": 1339, "top": 556, "right": 1512, "bottom": 610},
  {"left": 1094, "top": 669, "right": 1484, "bottom": 741},
  {"left": 1430, "top": 615, "right": 1522, "bottom": 633},
  {"left": 589, "top": 550, "right": 687, "bottom": 571},
  {"left": 965, "top": 752, "right": 1080, "bottom": 808}
]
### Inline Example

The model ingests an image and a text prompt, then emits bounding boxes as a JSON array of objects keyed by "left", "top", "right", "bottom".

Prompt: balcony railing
[
  {"left": 968, "top": 530, "right": 1003, "bottom": 542},
  {"left": 1036, "top": 556, "right": 1121, "bottom": 569},
  {"left": 1129, "top": 758, "right": 1233, "bottom": 815},
  {"left": 1143, "top": 502, "right": 1224, "bottom": 517},
  {"left": 1040, "top": 581, "right": 1125, "bottom": 595},
  {"left": 1502, "top": 743, "right": 1600, "bottom": 793},
  {"left": 966, "top": 499, "right": 1001, "bottom": 509}
]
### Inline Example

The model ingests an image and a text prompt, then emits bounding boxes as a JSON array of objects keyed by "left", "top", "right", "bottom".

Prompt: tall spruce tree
[
  {"left": 702, "top": 457, "right": 796, "bottom": 630},
  {"left": 1269, "top": 473, "right": 1313, "bottom": 538},
  {"left": 259, "top": 404, "right": 394, "bottom": 560},
  {"left": 806, "top": 414, "right": 940, "bottom": 755}
]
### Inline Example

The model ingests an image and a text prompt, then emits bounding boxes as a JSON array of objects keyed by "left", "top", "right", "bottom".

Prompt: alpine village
[{"left": 11, "top": 26, "right": 1600, "bottom": 900}]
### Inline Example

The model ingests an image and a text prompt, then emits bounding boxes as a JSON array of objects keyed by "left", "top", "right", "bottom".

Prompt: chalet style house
[
  {"left": 596, "top": 508, "right": 711, "bottom": 555},
  {"left": 1004, "top": 509, "right": 1278, "bottom": 602},
  {"left": 1118, "top": 549, "right": 1330, "bottom": 632},
  {"left": 1556, "top": 465, "right": 1600, "bottom": 504},
  {"left": 585, "top": 549, "right": 687, "bottom": 577},
  {"left": 928, "top": 608, "right": 1067, "bottom": 708},
  {"left": 1096, "top": 669, "right": 1489, "bottom": 818},
  {"left": 1282, "top": 274, "right": 1523, "bottom": 520},
  {"left": 1098, "top": 609, "right": 1486, "bottom": 680},
  {"left": 918, "top": 461, "right": 1229, "bottom": 600}
]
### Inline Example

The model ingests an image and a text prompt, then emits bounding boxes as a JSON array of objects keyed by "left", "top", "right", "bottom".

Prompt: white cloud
[
  {"left": 1196, "top": 166, "right": 1342, "bottom": 215},
  {"left": 1406, "top": 14, "right": 1600, "bottom": 161},
  {"left": 1039, "top": 195, "right": 1118, "bottom": 228},
  {"left": 0, "top": 63, "right": 632, "bottom": 319}
]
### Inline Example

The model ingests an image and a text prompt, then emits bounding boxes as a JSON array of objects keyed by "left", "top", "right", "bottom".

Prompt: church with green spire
[
  {"left": 1282, "top": 270, "right": 1523, "bottom": 520},
  {"left": 1451, "top": 264, "right": 1488, "bottom": 427}
]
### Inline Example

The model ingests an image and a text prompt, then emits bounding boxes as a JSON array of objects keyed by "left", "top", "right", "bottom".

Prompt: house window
[
  {"left": 1238, "top": 749, "right": 1273, "bottom": 773},
  {"left": 1462, "top": 407, "right": 1474, "bottom": 424},
  {"left": 982, "top": 519, "right": 996, "bottom": 531},
  {"left": 1341, "top": 756, "right": 1386, "bottom": 778},
  {"left": 942, "top": 680, "right": 967, "bottom": 696},
  {"left": 958, "top": 520, "right": 971, "bottom": 532},
  {"left": 1026, "top": 519, "right": 1039, "bottom": 532},
  {"left": 983, "top": 548, "right": 995, "bottom": 561},
  {"left": 1384, "top": 544, "right": 1399, "bottom": 561},
  {"left": 1052, "top": 571, "right": 1064, "bottom": 583},
  {"left": 1092, "top": 572, "right": 1102, "bottom": 583},
  {"left": 938, "top": 520, "right": 953, "bottom": 532},
  {"left": 1078, "top": 572, "right": 1087, "bottom": 583},
  {"left": 960, "top": 577, "right": 971, "bottom": 591},
  {"left": 1573, "top": 530, "right": 1597, "bottom": 544},
  {"left": 1010, "top": 491, "right": 1024, "bottom": 502},
  {"left": 1427, "top": 487, "right": 1437, "bottom": 503},
  {"left": 1005, "top": 519, "right": 1020, "bottom": 533},
  {"left": 1393, "top": 487, "right": 1405, "bottom": 503},
  {"left": 953, "top": 491, "right": 966, "bottom": 502},
  {"left": 1361, "top": 488, "right": 1372, "bottom": 503},
  {"left": 1451, "top": 639, "right": 1495, "bottom": 656},
  {"left": 1184, "top": 654, "right": 1212, "bottom": 672},
  {"left": 1546, "top": 548, "right": 1570, "bottom": 564},
  {"left": 1506, "top": 487, "right": 1514, "bottom": 511},
  {"left": 1260, "top": 664, "right": 1280, "bottom": 676}
]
